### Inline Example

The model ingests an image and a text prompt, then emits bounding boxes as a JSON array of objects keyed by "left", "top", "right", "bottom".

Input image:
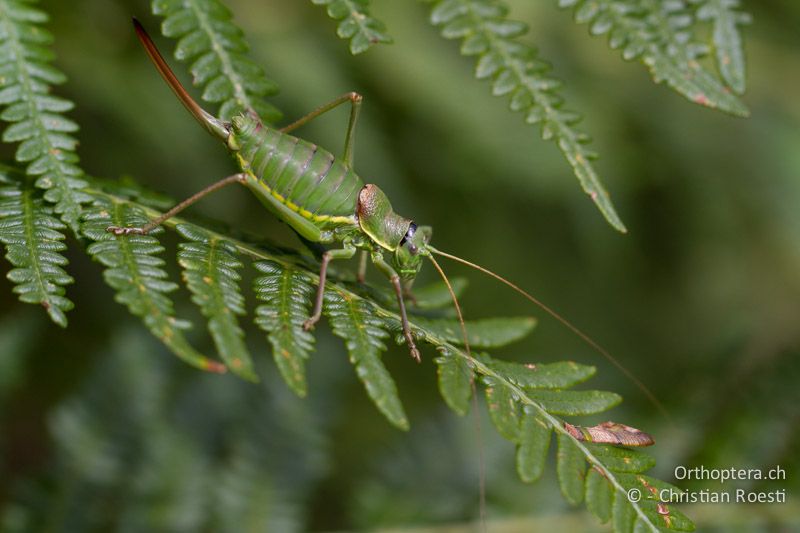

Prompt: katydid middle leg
[{"left": 303, "top": 244, "right": 358, "bottom": 331}]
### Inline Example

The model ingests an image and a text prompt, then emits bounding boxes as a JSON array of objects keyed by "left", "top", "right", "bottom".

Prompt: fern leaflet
[
  {"left": 428, "top": 0, "right": 627, "bottom": 233},
  {"left": 0, "top": 176, "right": 73, "bottom": 326},
  {"left": 82, "top": 196, "right": 225, "bottom": 374},
  {"left": 312, "top": 0, "right": 393, "bottom": 54},
  {"left": 324, "top": 290, "right": 409, "bottom": 430},
  {"left": 177, "top": 223, "right": 255, "bottom": 381},
  {"left": 585, "top": 466, "right": 613, "bottom": 522},
  {"left": 415, "top": 316, "right": 535, "bottom": 348},
  {"left": 253, "top": 260, "right": 316, "bottom": 397},
  {"left": 152, "top": 0, "right": 282, "bottom": 122},
  {"left": 557, "top": 431, "right": 586, "bottom": 505},
  {"left": 560, "top": 0, "right": 749, "bottom": 116},
  {"left": 0, "top": 0, "right": 91, "bottom": 234},
  {"left": 484, "top": 377, "right": 521, "bottom": 440},
  {"left": 516, "top": 408, "right": 550, "bottom": 482},
  {"left": 691, "top": 0, "right": 750, "bottom": 94},
  {"left": 434, "top": 346, "right": 473, "bottom": 416}
]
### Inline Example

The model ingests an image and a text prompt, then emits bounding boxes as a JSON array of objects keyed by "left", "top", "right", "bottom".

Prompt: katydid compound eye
[
  {"left": 400, "top": 222, "right": 417, "bottom": 247},
  {"left": 400, "top": 223, "right": 419, "bottom": 254}
]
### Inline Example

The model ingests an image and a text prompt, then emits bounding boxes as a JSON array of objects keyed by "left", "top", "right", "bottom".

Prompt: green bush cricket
[
  {"left": 110, "top": 18, "right": 664, "bottom": 413},
  {"left": 111, "top": 19, "right": 435, "bottom": 360},
  {"left": 107, "top": 19, "right": 665, "bottom": 525}
]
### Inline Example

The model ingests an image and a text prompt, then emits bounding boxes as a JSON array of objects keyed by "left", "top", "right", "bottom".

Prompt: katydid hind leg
[
  {"left": 107, "top": 173, "right": 247, "bottom": 235},
  {"left": 303, "top": 245, "right": 357, "bottom": 331},
  {"left": 341, "top": 92, "right": 362, "bottom": 166},
  {"left": 279, "top": 92, "right": 362, "bottom": 166}
]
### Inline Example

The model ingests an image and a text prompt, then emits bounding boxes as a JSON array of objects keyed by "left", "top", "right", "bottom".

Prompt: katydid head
[
  {"left": 356, "top": 184, "right": 434, "bottom": 280},
  {"left": 357, "top": 184, "right": 432, "bottom": 280},
  {"left": 393, "top": 223, "right": 432, "bottom": 280}
]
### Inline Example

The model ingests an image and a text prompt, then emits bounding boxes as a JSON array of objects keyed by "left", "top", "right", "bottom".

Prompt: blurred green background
[{"left": 1, "top": 0, "right": 799, "bottom": 530}]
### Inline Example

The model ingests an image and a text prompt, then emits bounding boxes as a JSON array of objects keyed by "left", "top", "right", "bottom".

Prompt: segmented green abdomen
[{"left": 233, "top": 115, "right": 362, "bottom": 225}]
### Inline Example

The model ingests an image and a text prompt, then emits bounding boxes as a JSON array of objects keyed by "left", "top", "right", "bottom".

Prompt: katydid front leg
[
  {"left": 303, "top": 244, "right": 357, "bottom": 331},
  {"left": 107, "top": 173, "right": 247, "bottom": 235},
  {"left": 371, "top": 253, "right": 421, "bottom": 363}
]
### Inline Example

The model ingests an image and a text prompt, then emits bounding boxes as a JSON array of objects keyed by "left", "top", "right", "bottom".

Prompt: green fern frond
[
  {"left": 312, "top": 0, "right": 393, "bottom": 54},
  {"left": 560, "top": 0, "right": 749, "bottom": 116},
  {"left": 415, "top": 316, "right": 536, "bottom": 348},
  {"left": 556, "top": 431, "right": 586, "bottom": 504},
  {"left": 487, "top": 359, "right": 596, "bottom": 388},
  {"left": 585, "top": 466, "right": 613, "bottom": 521},
  {"left": 253, "top": 260, "right": 316, "bottom": 397},
  {"left": 324, "top": 290, "right": 409, "bottom": 430},
  {"left": 0, "top": 0, "right": 91, "bottom": 234},
  {"left": 526, "top": 388, "right": 621, "bottom": 415},
  {"left": 72, "top": 179, "right": 691, "bottom": 531},
  {"left": 516, "top": 408, "right": 550, "bottom": 482},
  {"left": 151, "top": 0, "right": 282, "bottom": 122},
  {"left": 82, "top": 196, "right": 225, "bottom": 374},
  {"left": 691, "top": 0, "right": 750, "bottom": 94},
  {"left": 177, "top": 223, "right": 255, "bottom": 381},
  {"left": 0, "top": 178, "right": 73, "bottom": 326},
  {"left": 484, "top": 377, "right": 522, "bottom": 440},
  {"left": 480, "top": 359, "right": 622, "bottom": 437},
  {"left": 434, "top": 346, "right": 473, "bottom": 416},
  {"left": 613, "top": 486, "right": 637, "bottom": 531},
  {"left": 427, "top": 0, "right": 627, "bottom": 233},
  {"left": 471, "top": 355, "right": 694, "bottom": 531}
]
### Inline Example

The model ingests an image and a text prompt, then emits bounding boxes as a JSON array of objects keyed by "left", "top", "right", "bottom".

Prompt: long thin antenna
[
  {"left": 428, "top": 246, "right": 671, "bottom": 423},
  {"left": 132, "top": 18, "right": 228, "bottom": 139},
  {"left": 427, "top": 254, "right": 487, "bottom": 532}
]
